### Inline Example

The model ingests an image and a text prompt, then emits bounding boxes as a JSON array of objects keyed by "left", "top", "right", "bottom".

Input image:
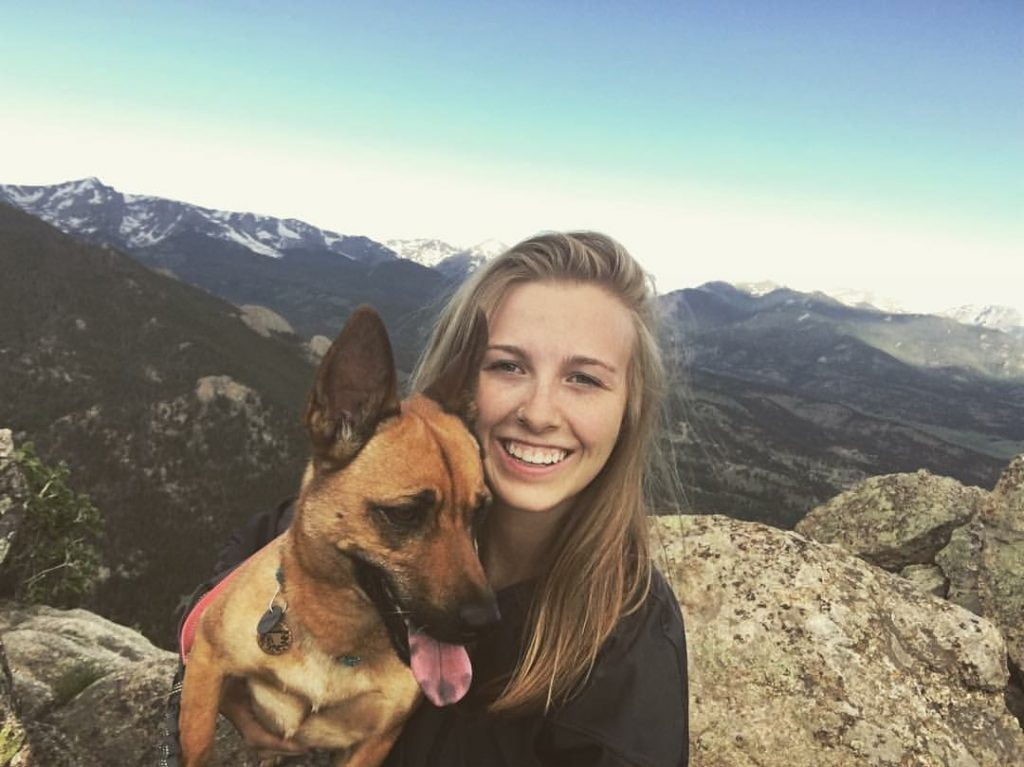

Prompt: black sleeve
[
  {"left": 538, "top": 570, "right": 689, "bottom": 767},
  {"left": 175, "top": 497, "right": 295, "bottom": 640},
  {"left": 212, "top": 496, "right": 295, "bottom": 573}
]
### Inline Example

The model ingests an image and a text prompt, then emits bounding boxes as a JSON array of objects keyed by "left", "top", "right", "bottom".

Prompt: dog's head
[{"left": 297, "top": 306, "right": 497, "bottom": 704}]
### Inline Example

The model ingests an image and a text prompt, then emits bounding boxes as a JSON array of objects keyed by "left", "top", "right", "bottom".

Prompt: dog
[{"left": 178, "top": 306, "right": 498, "bottom": 767}]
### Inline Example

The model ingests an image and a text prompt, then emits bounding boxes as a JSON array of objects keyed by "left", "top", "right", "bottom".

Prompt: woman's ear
[{"left": 423, "top": 309, "right": 488, "bottom": 420}]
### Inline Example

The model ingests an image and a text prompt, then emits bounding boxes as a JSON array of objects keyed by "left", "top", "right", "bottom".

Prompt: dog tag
[{"left": 257, "top": 606, "right": 292, "bottom": 655}]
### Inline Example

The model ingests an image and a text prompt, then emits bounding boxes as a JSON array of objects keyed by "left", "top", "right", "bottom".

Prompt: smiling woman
[{"left": 394, "top": 231, "right": 689, "bottom": 765}]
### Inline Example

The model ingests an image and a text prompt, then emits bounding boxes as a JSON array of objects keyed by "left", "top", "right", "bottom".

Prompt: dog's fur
[{"left": 178, "top": 306, "right": 495, "bottom": 766}]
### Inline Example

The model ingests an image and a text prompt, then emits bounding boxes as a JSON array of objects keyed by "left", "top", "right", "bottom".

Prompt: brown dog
[{"left": 178, "top": 306, "right": 498, "bottom": 766}]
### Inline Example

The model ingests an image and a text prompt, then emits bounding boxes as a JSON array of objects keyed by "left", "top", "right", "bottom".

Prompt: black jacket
[{"left": 196, "top": 501, "right": 689, "bottom": 766}]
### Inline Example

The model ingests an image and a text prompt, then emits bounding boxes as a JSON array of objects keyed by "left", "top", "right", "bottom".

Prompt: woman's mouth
[{"left": 499, "top": 439, "right": 571, "bottom": 467}]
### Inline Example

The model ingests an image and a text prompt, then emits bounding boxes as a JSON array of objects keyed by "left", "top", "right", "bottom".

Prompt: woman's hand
[{"left": 220, "top": 676, "right": 309, "bottom": 756}]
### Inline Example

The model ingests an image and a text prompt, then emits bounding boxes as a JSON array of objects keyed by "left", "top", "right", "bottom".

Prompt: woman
[{"left": 173, "top": 231, "right": 689, "bottom": 766}]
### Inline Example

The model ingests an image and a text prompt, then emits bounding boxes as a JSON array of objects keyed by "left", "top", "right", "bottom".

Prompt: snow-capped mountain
[
  {"left": 940, "top": 305, "right": 1023, "bottom": 337},
  {"left": 0, "top": 177, "right": 395, "bottom": 265},
  {"left": 385, "top": 237, "right": 507, "bottom": 268},
  {"left": 384, "top": 238, "right": 462, "bottom": 267}
]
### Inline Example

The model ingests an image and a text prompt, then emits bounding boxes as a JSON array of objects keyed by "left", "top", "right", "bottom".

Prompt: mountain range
[
  {"left": 2, "top": 178, "right": 1023, "bottom": 645},
  {"left": 664, "top": 282, "right": 1024, "bottom": 524}
]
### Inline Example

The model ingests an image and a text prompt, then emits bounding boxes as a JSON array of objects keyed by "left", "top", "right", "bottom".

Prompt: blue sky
[{"left": 2, "top": 1, "right": 1021, "bottom": 311}]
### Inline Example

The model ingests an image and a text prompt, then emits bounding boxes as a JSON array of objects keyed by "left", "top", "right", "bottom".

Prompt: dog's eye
[{"left": 374, "top": 504, "right": 424, "bottom": 529}]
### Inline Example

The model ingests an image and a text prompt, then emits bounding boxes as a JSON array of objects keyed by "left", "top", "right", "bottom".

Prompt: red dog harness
[{"left": 178, "top": 562, "right": 248, "bottom": 663}]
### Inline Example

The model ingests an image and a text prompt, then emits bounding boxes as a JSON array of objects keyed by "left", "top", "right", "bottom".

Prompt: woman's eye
[
  {"left": 486, "top": 360, "right": 522, "bottom": 374},
  {"left": 568, "top": 372, "right": 601, "bottom": 387}
]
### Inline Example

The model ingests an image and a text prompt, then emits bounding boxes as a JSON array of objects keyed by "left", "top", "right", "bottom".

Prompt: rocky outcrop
[
  {"left": 652, "top": 514, "right": 1024, "bottom": 766},
  {"left": 796, "top": 455, "right": 1024, "bottom": 725},
  {"left": 239, "top": 304, "right": 295, "bottom": 338},
  {"left": 0, "top": 603, "right": 266, "bottom": 766},
  {"left": 0, "top": 430, "right": 26, "bottom": 567},
  {"left": 3, "top": 503, "right": 1023, "bottom": 764},
  {"left": 795, "top": 469, "right": 984, "bottom": 570}
]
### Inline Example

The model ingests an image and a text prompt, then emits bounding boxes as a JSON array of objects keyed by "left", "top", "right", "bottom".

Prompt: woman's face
[{"left": 475, "top": 280, "right": 634, "bottom": 517}]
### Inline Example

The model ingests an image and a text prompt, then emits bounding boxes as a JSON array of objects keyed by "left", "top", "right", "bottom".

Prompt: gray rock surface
[
  {"left": 239, "top": 304, "right": 295, "bottom": 337},
  {"left": 0, "top": 429, "right": 27, "bottom": 567},
  {"left": 795, "top": 469, "right": 984, "bottom": 570},
  {"left": 899, "top": 563, "right": 948, "bottom": 597},
  {"left": 651, "top": 514, "right": 1024, "bottom": 767},
  {"left": 938, "top": 456, "right": 1024, "bottom": 674},
  {"left": 0, "top": 602, "right": 273, "bottom": 766}
]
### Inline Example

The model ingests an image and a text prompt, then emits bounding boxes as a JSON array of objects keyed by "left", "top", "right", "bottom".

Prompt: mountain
[
  {"left": 0, "top": 202, "right": 315, "bottom": 645},
  {"left": 0, "top": 177, "right": 395, "bottom": 264},
  {"left": 665, "top": 282, "right": 1024, "bottom": 526},
  {"left": 942, "top": 304, "right": 1024, "bottom": 336},
  {"left": 0, "top": 179, "right": 449, "bottom": 370},
  {"left": 386, "top": 237, "right": 507, "bottom": 281}
]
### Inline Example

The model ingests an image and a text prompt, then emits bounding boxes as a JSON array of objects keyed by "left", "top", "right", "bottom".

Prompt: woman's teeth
[{"left": 502, "top": 440, "right": 568, "bottom": 466}]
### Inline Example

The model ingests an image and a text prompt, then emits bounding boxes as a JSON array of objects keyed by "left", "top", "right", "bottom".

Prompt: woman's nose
[{"left": 516, "top": 384, "right": 560, "bottom": 431}]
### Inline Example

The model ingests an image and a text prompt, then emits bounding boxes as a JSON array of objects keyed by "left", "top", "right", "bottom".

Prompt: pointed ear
[
  {"left": 305, "top": 306, "right": 400, "bottom": 469},
  {"left": 424, "top": 309, "right": 488, "bottom": 419}
]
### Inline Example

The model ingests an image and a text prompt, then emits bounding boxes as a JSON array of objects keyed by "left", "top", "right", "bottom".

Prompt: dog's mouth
[{"left": 353, "top": 557, "right": 473, "bottom": 707}]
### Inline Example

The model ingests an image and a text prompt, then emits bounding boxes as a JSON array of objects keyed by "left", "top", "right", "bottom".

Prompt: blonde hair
[{"left": 411, "top": 231, "right": 667, "bottom": 715}]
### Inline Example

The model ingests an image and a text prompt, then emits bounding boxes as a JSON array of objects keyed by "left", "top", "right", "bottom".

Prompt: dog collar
[{"left": 255, "top": 565, "right": 363, "bottom": 667}]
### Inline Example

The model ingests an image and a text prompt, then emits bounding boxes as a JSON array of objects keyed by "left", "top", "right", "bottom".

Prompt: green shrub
[{"left": 2, "top": 442, "right": 103, "bottom": 606}]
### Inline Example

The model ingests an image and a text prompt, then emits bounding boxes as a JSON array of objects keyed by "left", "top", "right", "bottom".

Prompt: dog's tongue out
[{"left": 408, "top": 628, "right": 472, "bottom": 707}]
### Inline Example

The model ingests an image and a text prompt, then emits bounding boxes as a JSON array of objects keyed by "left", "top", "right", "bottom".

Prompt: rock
[
  {"left": 938, "top": 456, "right": 1024, "bottom": 674},
  {"left": 0, "top": 429, "right": 27, "bottom": 567},
  {"left": 900, "top": 563, "right": 947, "bottom": 597},
  {"left": 194, "top": 375, "right": 260, "bottom": 408},
  {"left": 651, "top": 514, "right": 1024, "bottom": 766},
  {"left": 238, "top": 304, "right": 294, "bottom": 338},
  {"left": 306, "top": 334, "right": 332, "bottom": 361},
  {"left": 795, "top": 469, "right": 984, "bottom": 570},
  {"left": 0, "top": 636, "right": 31, "bottom": 767},
  {"left": 0, "top": 602, "right": 330, "bottom": 766}
]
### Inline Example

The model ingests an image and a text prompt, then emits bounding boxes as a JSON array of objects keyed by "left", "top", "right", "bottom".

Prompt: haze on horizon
[{"left": 2, "top": 1, "right": 1021, "bottom": 315}]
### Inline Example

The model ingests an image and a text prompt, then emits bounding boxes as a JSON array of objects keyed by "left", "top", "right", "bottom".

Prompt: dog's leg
[
  {"left": 338, "top": 725, "right": 403, "bottom": 767},
  {"left": 178, "top": 640, "right": 226, "bottom": 767}
]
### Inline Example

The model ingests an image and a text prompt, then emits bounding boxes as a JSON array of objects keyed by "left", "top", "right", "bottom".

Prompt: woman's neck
[{"left": 481, "top": 501, "right": 571, "bottom": 590}]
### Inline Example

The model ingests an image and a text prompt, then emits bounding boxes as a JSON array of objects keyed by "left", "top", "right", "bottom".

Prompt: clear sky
[{"left": 2, "top": 1, "right": 1021, "bottom": 313}]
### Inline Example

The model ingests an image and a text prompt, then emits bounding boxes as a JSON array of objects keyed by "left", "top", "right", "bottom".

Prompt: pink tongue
[{"left": 408, "top": 628, "right": 472, "bottom": 706}]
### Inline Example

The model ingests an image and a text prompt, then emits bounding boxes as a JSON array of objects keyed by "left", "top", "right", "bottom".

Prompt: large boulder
[
  {"left": 794, "top": 469, "right": 984, "bottom": 570},
  {"left": 0, "top": 602, "right": 267, "bottom": 766},
  {"left": 652, "top": 514, "right": 1024, "bottom": 767},
  {"left": 938, "top": 456, "right": 1024, "bottom": 675}
]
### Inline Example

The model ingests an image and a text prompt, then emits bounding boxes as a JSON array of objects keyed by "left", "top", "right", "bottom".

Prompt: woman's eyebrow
[
  {"left": 565, "top": 355, "right": 617, "bottom": 374},
  {"left": 485, "top": 344, "right": 525, "bottom": 356}
]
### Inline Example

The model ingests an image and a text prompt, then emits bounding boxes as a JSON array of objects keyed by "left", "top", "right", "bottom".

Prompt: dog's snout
[{"left": 458, "top": 599, "right": 501, "bottom": 631}]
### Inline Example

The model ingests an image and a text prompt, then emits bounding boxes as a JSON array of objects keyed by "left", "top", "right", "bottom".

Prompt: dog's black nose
[{"left": 458, "top": 599, "right": 501, "bottom": 630}]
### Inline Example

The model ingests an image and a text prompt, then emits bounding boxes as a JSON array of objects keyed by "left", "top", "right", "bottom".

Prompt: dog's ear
[
  {"left": 305, "top": 306, "right": 400, "bottom": 469},
  {"left": 424, "top": 309, "right": 488, "bottom": 419}
]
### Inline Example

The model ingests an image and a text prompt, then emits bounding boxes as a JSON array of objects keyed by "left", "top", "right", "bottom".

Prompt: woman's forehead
[{"left": 486, "top": 281, "right": 635, "bottom": 364}]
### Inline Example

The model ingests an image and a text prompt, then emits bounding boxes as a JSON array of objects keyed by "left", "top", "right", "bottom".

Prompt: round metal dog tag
[{"left": 258, "top": 622, "right": 292, "bottom": 655}]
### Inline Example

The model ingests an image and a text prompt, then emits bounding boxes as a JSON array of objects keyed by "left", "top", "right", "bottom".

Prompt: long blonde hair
[{"left": 411, "top": 231, "right": 667, "bottom": 715}]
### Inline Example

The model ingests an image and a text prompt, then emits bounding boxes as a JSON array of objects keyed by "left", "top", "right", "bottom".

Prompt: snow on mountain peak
[{"left": 941, "top": 304, "right": 1023, "bottom": 333}]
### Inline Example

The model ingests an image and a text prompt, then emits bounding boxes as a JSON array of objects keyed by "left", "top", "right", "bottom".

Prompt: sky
[{"left": 2, "top": 0, "right": 1022, "bottom": 314}]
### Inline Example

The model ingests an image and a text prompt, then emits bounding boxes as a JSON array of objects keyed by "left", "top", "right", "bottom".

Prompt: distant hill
[
  {"left": 0, "top": 202, "right": 315, "bottom": 645},
  {"left": 665, "top": 283, "right": 1024, "bottom": 526},
  {"left": 0, "top": 178, "right": 451, "bottom": 370}
]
